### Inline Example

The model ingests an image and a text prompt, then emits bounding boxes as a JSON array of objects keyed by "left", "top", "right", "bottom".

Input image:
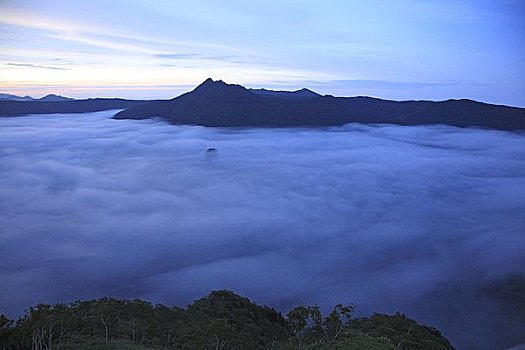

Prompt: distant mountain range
[
  {"left": 114, "top": 78, "right": 525, "bottom": 130},
  {"left": 2, "top": 79, "right": 525, "bottom": 130},
  {"left": 0, "top": 93, "right": 74, "bottom": 102}
]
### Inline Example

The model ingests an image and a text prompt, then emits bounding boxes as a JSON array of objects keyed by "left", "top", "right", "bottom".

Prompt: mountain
[
  {"left": 0, "top": 93, "right": 73, "bottom": 102},
  {"left": 38, "top": 94, "right": 74, "bottom": 102},
  {"left": 0, "top": 93, "right": 34, "bottom": 101},
  {"left": 114, "top": 78, "right": 525, "bottom": 130},
  {"left": 0, "top": 98, "right": 153, "bottom": 117}
]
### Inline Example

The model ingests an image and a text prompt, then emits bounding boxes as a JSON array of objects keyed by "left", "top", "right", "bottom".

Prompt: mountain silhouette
[
  {"left": 114, "top": 79, "right": 525, "bottom": 130},
  {"left": 0, "top": 93, "right": 35, "bottom": 101},
  {"left": 38, "top": 94, "right": 74, "bottom": 102},
  {"left": 0, "top": 93, "right": 73, "bottom": 102},
  {"left": 0, "top": 98, "right": 152, "bottom": 117}
]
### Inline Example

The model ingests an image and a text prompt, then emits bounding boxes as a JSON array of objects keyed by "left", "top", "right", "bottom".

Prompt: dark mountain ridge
[
  {"left": 38, "top": 94, "right": 74, "bottom": 102},
  {"left": 114, "top": 78, "right": 525, "bottom": 130},
  {"left": 249, "top": 87, "right": 321, "bottom": 99},
  {"left": 0, "top": 98, "right": 153, "bottom": 117},
  {"left": 0, "top": 93, "right": 73, "bottom": 102},
  {"left": 0, "top": 93, "right": 35, "bottom": 101}
]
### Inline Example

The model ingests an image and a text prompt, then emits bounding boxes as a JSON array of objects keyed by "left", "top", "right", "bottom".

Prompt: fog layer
[{"left": 1, "top": 111, "right": 524, "bottom": 349}]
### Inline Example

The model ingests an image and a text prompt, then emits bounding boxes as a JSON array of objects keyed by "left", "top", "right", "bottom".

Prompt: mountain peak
[
  {"left": 201, "top": 77, "right": 214, "bottom": 85},
  {"left": 39, "top": 94, "right": 74, "bottom": 102},
  {"left": 197, "top": 78, "right": 227, "bottom": 88},
  {"left": 192, "top": 78, "right": 249, "bottom": 96},
  {"left": 293, "top": 88, "right": 321, "bottom": 97}
]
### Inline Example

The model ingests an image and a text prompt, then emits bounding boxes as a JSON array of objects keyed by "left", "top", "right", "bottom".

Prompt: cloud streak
[
  {"left": 4, "top": 62, "right": 69, "bottom": 70},
  {"left": 0, "top": 8, "right": 253, "bottom": 57},
  {"left": 0, "top": 112, "right": 524, "bottom": 350},
  {"left": 154, "top": 53, "right": 238, "bottom": 63},
  {"left": 332, "top": 79, "right": 459, "bottom": 90}
]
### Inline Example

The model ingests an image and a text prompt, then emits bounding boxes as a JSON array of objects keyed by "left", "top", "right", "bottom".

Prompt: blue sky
[{"left": 0, "top": 0, "right": 524, "bottom": 105}]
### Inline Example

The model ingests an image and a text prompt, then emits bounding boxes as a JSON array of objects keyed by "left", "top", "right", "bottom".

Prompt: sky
[
  {"left": 0, "top": 0, "right": 524, "bottom": 105},
  {"left": 1, "top": 111, "right": 525, "bottom": 350}
]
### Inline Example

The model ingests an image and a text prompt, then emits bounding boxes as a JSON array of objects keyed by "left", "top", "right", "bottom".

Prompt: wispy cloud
[
  {"left": 330, "top": 79, "right": 497, "bottom": 90},
  {"left": 154, "top": 53, "right": 200, "bottom": 60},
  {"left": 267, "top": 79, "right": 462, "bottom": 90},
  {"left": 0, "top": 11, "right": 155, "bottom": 56},
  {"left": 0, "top": 8, "right": 251, "bottom": 57},
  {"left": 154, "top": 53, "right": 236, "bottom": 61},
  {"left": 45, "top": 33, "right": 156, "bottom": 54},
  {"left": 4, "top": 62, "right": 69, "bottom": 70},
  {"left": 153, "top": 53, "right": 243, "bottom": 67},
  {"left": 332, "top": 79, "right": 459, "bottom": 89}
]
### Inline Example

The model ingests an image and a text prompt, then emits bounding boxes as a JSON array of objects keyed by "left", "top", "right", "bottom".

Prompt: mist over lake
[{"left": 1, "top": 110, "right": 524, "bottom": 350}]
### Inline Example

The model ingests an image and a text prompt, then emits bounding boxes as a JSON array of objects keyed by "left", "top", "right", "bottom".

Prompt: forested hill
[
  {"left": 114, "top": 78, "right": 525, "bottom": 130},
  {"left": 0, "top": 98, "right": 153, "bottom": 117},
  {"left": 0, "top": 290, "right": 455, "bottom": 350}
]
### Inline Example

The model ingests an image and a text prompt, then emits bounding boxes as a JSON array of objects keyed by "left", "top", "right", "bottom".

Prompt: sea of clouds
[{"left": 1, "top": 111, "right": 524, "bottom": 349}]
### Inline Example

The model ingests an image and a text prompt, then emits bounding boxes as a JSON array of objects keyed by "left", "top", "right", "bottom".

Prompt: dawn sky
[{"left": 0, "top": 0, "right": 524, "bottom": 105}]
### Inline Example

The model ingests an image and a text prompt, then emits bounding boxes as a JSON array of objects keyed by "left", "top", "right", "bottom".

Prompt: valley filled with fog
[{"left": 1, "top": 111, "right": 524, "bottom": 350}]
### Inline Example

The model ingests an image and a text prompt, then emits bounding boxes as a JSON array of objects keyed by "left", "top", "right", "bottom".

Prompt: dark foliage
[
  {"left": 0, "top": 290, "right": 454, "bottom": 350},
  {"left": 350, "top": 312, "right": 455, "bottom": 350}
]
